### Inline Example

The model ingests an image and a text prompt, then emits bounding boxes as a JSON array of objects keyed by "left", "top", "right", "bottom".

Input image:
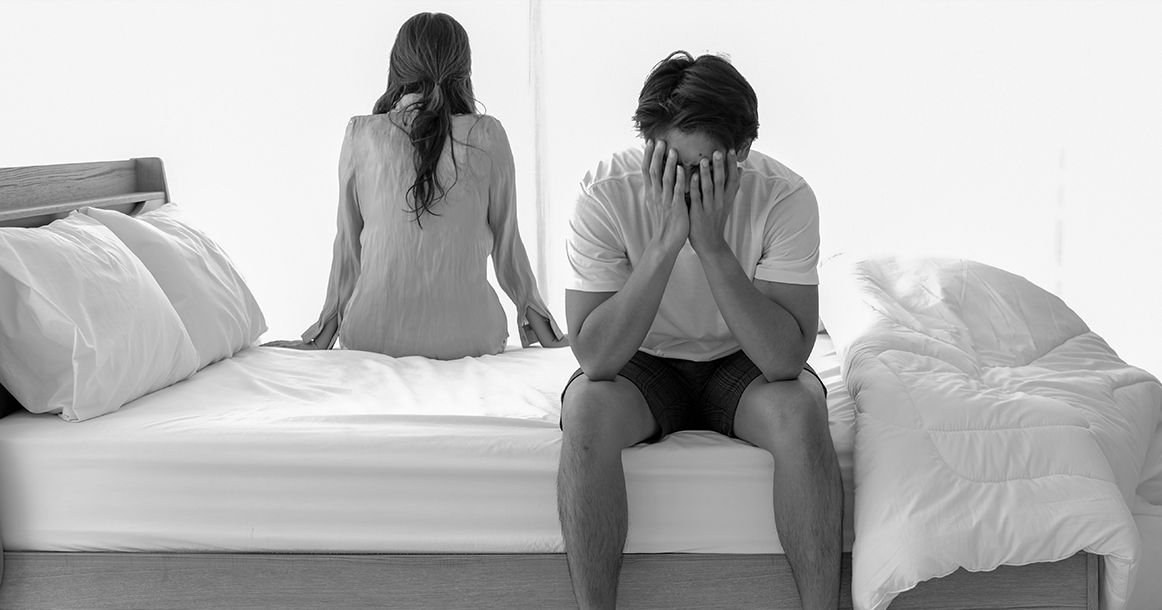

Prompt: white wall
[{"left": 2, "top": 0, "right": 1159, "bottom": 376}]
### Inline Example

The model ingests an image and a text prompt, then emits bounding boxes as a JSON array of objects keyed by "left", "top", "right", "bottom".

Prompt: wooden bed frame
[{"left": 0, "top": 159, "right": 1102, "bottom": 609}]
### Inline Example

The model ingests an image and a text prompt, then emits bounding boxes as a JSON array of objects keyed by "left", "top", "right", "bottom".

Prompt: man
[{"left": 557, "top": 50, "right": 843, "bottom": 610}]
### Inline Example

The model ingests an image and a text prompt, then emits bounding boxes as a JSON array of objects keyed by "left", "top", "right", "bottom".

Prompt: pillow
[
  {"left": 85, "top": 204, "right": 267, "bottom": 370},
  {"left": 0, "top": 212, "right": 200, "bottom": 422}
]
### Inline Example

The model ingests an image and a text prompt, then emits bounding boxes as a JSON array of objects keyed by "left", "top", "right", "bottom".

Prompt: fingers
[
  {"left": 691, "top": 158, "right": 713, "bottom": 212},
  {"left": 725, "top": 149, "right": 741, "bottom": 196},
  {"left": 672, "top": 165, "right": 686, "bottom": 206},
  {"left": 712, "top": 151, "right": 726, "bottom": 201},
  {"left": 699, "top": 157, "right": 713, "bottom": 206},
  {"left": 661, "top": 147, "right": 678, "bottom": 204},
  {"left": 689, "top": 167, "right": 701, "bottom": 210},
  {"left": 264, "top": 340, "right": 313, "bottom": 350},
  {"left": 643, "top": 139, "right": 668, "bottom": 198},
  {"left": 641, "top": 139, "right": 656, "bottom": 187}
]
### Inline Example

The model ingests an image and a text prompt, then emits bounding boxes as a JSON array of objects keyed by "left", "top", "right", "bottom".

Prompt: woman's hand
[
  {"left": 263, "top": 318, "right": 337, "bottom": 351},
  {"left": 262, "top": 339, "right": 325, "bottom": 350},
  {"left": 526, "top": 309, "right": 569, "bottom": 348}
]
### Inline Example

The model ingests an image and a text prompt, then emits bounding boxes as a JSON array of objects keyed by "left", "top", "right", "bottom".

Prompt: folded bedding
[
  {"left": 0, "top": 335, "right": 856, "bottom": 556},
  {"left": 819, "top": 255, "right": 1162, "bottom": 610}
]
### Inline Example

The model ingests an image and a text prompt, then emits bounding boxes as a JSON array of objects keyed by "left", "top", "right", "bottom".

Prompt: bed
[{"left": 0, "top": 158, "right": 1154, "bottom": 610}]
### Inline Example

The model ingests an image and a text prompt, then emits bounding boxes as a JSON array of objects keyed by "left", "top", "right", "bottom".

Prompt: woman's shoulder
[
  {"left": 346, "top": 113, "right": 402, "bottom": 127},
  {"left": 343, "top": 113, "right": 398, "bottom": 133},
  {"left": 342, "top": 113, "right": 414, "bottom": 145},
  {"left": 455, "top": 112, "right": 503, "bottom": 133},
  {"left": 456, "top": 113, "right": 510, "bottom": 149}
]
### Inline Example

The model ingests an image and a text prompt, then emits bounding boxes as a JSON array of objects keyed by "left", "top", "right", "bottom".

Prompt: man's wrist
[
  {"left": 648, "top": 231, "right": 686, "bottom": 261},
  {"left": 692, "top": 235, "right": 731, "bottom": 259},
  {"left": 696, "top": 243, "right": 741, "bottom": 278}
]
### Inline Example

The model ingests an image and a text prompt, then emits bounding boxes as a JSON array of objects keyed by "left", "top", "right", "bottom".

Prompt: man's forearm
[
  {"left": 571, "top": 243, "right": 680, "bottom": 380},
  {"left": 698, "top": 248, "right": 814, "bottom": 381}
]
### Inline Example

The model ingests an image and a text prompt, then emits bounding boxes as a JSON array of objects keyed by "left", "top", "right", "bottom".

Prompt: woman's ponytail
[
  {"left": 402, "top": 79, "right": 458, "bottom": 227},
  {"left": 373, "top": 13, "right": 477, "bottom": 228}
]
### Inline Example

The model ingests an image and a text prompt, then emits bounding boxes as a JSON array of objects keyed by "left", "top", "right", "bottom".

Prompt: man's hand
[
  {"left": 688, "top": 149, "right": 741, "bottom": 255},
  {"left": 641, "top": 139, "right": 689, "bottom": 252}
]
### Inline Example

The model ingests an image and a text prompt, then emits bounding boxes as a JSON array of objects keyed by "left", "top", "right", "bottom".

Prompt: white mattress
[{"left": 0, "top": 335, "right": 855, "bottom": 554}]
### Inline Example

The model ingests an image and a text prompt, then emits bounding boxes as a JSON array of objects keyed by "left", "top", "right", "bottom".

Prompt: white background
[{"left": 1, "top": 0, "right": 1159, "bottom": 377}]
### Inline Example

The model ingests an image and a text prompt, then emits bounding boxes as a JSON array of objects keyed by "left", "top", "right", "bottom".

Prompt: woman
[{"left": 268, "top": 12, "right": 564, "bottom": 358}]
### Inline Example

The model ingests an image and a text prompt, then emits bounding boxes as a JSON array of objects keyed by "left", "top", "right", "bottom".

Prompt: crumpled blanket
[{"left": 819, "top": 255, "right": 1162, "bottom": 610}]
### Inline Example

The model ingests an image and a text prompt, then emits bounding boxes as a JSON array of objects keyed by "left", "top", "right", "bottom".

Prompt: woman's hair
[
  {"left": 372, "top": 12, "right": 477, "bottom": 226},
  {"left": 632, "top": 51, "right": 759, "bottom": 151}
]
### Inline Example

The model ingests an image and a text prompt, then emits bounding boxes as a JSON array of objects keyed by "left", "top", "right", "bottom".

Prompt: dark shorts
[{"left": 561, "top": 350, "right": 826, "bottom": 442}]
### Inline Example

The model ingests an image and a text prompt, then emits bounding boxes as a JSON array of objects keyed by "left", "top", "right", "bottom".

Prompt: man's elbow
[
  {"left": 578, "top": 367, "right": 619, "bottom": 383},
  {"left": 576, "top": 355, "right": 620, "bottom": 383},
  {"left": 571, "top": 342, "right": 620, "bottom": 382},
  {"left": 756, "top": 353, "right": 810, "bottom": 384},
  {"left": 759, "top": 365, "right": 804, "bottom": 384}
]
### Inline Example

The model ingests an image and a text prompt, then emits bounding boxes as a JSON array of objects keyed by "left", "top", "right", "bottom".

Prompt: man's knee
[
  {"left": 740, "top": 373, "right": 829, "bottom": 446},
  {"left": 563, "top": 376, "right": 636, "bottom": 448},
  {"left": 557, "top": 374, "right": 650, "bottom": 448}
]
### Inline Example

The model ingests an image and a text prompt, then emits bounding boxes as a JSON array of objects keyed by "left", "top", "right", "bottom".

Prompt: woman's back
[{"left": 341, "top": 105, "right": 512, "bottom": 357}]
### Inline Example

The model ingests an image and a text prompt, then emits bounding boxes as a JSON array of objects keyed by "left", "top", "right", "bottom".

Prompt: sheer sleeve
[
  {"left": 483, "top": 117, "right": 562, "bottom": 347},
  {"left": 302, "top": 118, "right": 362, "bottom": 348}
]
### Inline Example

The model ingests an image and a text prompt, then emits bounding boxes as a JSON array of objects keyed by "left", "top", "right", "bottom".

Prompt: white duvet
[{"left": 819, "top": 255, "right": 1162, "bottom": 610}]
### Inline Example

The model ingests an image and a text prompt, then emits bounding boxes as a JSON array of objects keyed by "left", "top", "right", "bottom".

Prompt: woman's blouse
[{"left": 303, "top": 96, "right": 560, "bottom": 359}]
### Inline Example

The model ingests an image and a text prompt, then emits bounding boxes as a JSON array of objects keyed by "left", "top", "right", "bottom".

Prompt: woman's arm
[
  {"left": 483, "top": 117, "right": 565, "bottom": 347},
  {"left": 299, "top": 118, "right": 364, "bottom": 349}
]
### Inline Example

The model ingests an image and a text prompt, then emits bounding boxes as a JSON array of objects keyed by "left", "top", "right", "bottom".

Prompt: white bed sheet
[{"left": 0, "top": 335, "right": 855, "bottom": 554}]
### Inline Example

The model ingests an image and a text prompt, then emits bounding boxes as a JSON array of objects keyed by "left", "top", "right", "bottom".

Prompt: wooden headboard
[
  {"left": 0, "top": 157, "right": 170, "bottom": 415},
  {"left": 0, "top": 157, "right": 169, "bottom": 228}
]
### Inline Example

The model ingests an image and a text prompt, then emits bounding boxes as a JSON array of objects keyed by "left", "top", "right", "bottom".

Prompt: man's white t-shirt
[{"left": 566, "top": 146, "right": 820, "bottom": 361}]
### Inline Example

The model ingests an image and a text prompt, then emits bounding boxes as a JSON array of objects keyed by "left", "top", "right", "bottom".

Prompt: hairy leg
[
  {"left": 733, "top": 370, "right": 842, "bottom": 610},
  {"left": 557, "top": 376, "right": 659, "bottom": 610}
]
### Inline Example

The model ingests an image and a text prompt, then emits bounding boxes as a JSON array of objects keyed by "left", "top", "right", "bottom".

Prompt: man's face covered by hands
[
  {"left": 658, "top": 128, "right": 723, "bottom": 206},
  {"left": 640, "top": 129, "right": 745, "bottom": 255}
]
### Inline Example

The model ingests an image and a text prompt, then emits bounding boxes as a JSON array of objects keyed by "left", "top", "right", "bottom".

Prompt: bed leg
[{"left": 1086, "top": 552, "right": 1101, "bottom": 610}]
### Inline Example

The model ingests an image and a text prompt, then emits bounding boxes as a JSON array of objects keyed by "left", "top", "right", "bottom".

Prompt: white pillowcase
[
  {"left": 85, "top": 204, "right": 267, "bottom": 370},
  {"left": 0, "top": 212, "right": 200, "bottom": 422}
]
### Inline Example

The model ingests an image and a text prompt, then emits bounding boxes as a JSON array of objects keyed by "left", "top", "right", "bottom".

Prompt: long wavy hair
[{"left": 372, "top": 12, "right": 478, "bottom": 226}]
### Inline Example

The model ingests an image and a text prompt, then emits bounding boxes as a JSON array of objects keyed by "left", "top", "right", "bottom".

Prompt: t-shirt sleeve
[
  {"left": 754, "top": 179, "right": 821, "bottom": 285},
  {"left": 565, "top": 189, "right": 630, "bottom": 293}
]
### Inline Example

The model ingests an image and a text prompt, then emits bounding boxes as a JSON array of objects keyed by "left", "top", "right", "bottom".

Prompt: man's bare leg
[
  {"left": 557, "top": 376, "right": 660, "bottom": 610},
  {"left": 733, "top": 370, "right": 843, "bottom": 610}
]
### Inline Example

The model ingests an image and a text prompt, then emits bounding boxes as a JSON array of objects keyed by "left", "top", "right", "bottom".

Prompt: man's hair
[{"left": 632, "top": 51, "right": 759, "bottom": 151}]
